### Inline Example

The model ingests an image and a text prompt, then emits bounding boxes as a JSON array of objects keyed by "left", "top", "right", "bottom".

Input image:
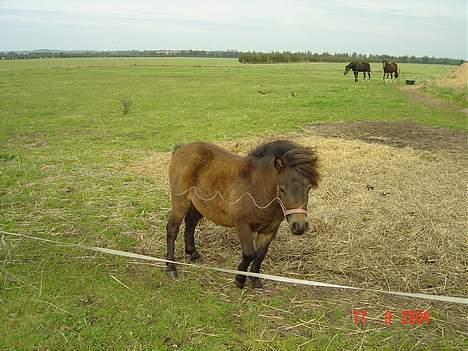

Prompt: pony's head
[
  {"left": 273, "top": 144, "right": 320, "bottom": 235},
  {"left": 344, "top": 63, "right": 353, "bottom": 75},
  {"left": 249, "top": 140, "right": 320, "bottom": 235}
]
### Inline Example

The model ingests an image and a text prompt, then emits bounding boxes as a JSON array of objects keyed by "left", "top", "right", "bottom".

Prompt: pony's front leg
[
  {"left": 234, "top": 223, "right": 255, "bottom": 289},
  {"left": 249, "top": 232, "right": 277, "bottom": 289},
  {"left": 165, "top": 199, "right": 191, "bottom": 278}
]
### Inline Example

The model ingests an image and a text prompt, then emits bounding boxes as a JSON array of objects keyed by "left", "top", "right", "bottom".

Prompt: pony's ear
[{"left": 274, "top": 157, "right": 285, "bottom": 171}]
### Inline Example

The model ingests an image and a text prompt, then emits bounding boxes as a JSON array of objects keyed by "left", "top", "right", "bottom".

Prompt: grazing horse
[
  {"left": 383, "top": 60, "right": 399, "bottom": 83},
  {"left": 166, "top": 140, "right": 320, "bottom": 289},
  {"left": 344, "top": 62, "right": 371, "bottom": 82}
]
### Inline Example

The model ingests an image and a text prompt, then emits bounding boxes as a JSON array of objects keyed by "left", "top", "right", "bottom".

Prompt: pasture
[{"left": 0, "top": 58, "right": 467, "bottom": 350}]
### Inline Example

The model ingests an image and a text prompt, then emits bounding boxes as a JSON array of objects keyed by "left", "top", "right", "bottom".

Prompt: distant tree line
[
  {"left": 1, "top": 49, "right": 464, "bottom": 65},
  {"left": 238, "top": 51, "right": 464, "bottom": 65},
  {"left": 0, "top": 49, "right": 240, "bottom": 60}
]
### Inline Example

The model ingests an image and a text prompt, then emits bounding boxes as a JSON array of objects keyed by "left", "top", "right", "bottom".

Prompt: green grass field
[{"left": 0, "top": 58, "right": 466, "bottom": 350}]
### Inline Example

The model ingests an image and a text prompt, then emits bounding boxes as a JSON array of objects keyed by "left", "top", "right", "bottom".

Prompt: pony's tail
[{"left": 395, "top": 68, "right": 400, "bottom": 79}]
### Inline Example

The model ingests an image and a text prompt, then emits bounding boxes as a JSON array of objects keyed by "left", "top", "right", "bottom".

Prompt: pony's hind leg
[
  {"left": 166, "top": 198, "right": 191, "bottom": 278},
  {"left": 184, "top": 205, "right": 202, "bottom": 261}
]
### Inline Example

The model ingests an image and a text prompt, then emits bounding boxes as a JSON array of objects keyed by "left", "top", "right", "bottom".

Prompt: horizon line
[{"left": 1, "top": 49, "right": 465, "bottom": 61}]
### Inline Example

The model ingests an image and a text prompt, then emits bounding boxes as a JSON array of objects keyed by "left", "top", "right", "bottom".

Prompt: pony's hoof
[
  {"left": 166, "top": 270, "right": 177, "bottom": 279},
  {"left": 186, "top": 250, "right": 200, "bottom": 262},
  {"left": 235, "top": 279, "right": 245, "bottom": 289},
  {"left": 251, "top": 279, "right": 263, "bottom": 289}
]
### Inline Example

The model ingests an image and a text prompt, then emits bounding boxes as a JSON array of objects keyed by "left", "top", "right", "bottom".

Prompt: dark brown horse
[
  {"left": 344, "top": 62, "right": 371, "bottom": 82},
  {"left": 383, "top": 60, "right": 399, "bottom": 82},
  {"left": 166, "top": 140, "right": 320, "bottom": 288}
]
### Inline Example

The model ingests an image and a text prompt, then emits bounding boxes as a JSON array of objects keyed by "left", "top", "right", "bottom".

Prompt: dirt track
[{"left": 400, "top": 86, "right": 459, "bottom": 111}]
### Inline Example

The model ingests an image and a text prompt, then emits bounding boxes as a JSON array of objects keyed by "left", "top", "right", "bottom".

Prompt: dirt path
[
  {"left": 304, "top": 121, "right": 467, "bottom": 156},
  {"left": 400, "top": 85, "right": 467, "bottom": 114},
  {"left": 400, "top": 86, "right": 455, "bottom": 110}
]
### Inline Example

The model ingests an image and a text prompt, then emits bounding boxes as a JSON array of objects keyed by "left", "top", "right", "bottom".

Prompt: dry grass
[
  {"left": 432, "top": 63, "right": 468, "bottom": 90},
  {"left": 130, "top": 134, "right": 467, "bottom": 297}
]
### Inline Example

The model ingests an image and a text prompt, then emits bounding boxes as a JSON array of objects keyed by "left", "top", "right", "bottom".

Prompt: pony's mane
[{"left": 248, "top": 140, "right": 320, "bottom": 187}]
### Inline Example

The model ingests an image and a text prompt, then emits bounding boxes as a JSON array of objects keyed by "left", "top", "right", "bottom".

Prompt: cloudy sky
[{"left": 1, "top": 0, "right": 466, "bottom": 58}]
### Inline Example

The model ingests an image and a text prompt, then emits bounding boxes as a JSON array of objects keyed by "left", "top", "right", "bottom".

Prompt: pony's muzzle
[{"left": 288, "top": 215, "right": 309, "bottom": 235}]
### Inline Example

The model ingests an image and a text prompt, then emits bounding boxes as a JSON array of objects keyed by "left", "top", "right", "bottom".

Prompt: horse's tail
[{"left": 395, "top": 68, "right": 400, "bottom": 79}]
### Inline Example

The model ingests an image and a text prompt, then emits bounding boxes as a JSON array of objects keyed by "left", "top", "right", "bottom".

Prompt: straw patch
[
  {"left": 432, "top": 63, "right": 468, "bottom": 90},
  {"left": 130, "top": 134, "right": 467, "bottom": 296}
]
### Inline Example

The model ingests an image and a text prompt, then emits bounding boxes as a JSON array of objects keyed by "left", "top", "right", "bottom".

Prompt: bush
[{"left": 120, "top": 96, "right": 133, "bottom": 115}]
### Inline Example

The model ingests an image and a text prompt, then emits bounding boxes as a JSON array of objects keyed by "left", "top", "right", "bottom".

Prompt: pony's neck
[{"left": 252, "top": 156, "right": 280, "bottom": 203}]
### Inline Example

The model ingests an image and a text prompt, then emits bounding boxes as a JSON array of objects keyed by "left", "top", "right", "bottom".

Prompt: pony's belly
[{"left": 191, "top": 199, "right": 235, "bottom": 227}]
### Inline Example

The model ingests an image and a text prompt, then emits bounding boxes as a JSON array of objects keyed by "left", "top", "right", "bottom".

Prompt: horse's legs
[
  {"left": 184, "top": 205, "right": 202, "bottom": 261},
  {"left": 165, "top": 198, "right": 191, "bottom": 278},
  {"left": 234, "top": 223, "right": 255, "bottom": 288},
  {"left": 249, "top": 232, "right": 276, "bottom": 289},
  {"left": 368, "top": 71, "right": 371, "bottom": 80},
  {"left": 354, "top": 71, "right": 358, "bottom": 82}
]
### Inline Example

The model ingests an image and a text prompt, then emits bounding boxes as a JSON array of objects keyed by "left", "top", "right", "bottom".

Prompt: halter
[
  {"left": 278, "top": 201, "right": 308, "bottom": 217},
  {"left": 276, "top": 186, "right": 308, "bottom": 218}
]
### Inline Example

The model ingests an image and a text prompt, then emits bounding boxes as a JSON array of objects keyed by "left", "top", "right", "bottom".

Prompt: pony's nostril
[{"left": 292, "top": 222, "right": 299, "bottom": 233}]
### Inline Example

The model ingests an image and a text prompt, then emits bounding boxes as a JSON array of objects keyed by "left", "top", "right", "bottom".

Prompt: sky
[{"left": 0, "top": 0, "right": 466, "bottom": 58}]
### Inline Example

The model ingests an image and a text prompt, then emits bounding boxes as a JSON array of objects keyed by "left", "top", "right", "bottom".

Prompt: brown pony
[
  {"left": 166, "top": 140, "right": 320, "bottom": 288},
  {"left": 383, "top": 60, "right": 399, "bottom": 82}
]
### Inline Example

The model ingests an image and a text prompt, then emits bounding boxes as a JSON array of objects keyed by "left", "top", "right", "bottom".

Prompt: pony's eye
[{"left": 279, "top": 187, "right": 286, "bottom": 195}]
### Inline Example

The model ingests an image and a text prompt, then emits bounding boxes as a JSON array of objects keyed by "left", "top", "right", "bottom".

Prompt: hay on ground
[
  {"left": 130, "top": 135, "right": 467, "bottom": 296},
  {"left": 432, "top": 63, "right": 468, "bottom": 90}
]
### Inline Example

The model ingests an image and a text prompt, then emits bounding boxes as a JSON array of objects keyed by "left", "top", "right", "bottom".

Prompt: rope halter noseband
[{"left": 278, "top": 201, "right": 308, "bottom": 217}]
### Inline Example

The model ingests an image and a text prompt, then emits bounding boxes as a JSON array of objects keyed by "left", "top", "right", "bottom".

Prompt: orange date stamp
[{"left": 353, "top": 309, "right": 430, "bottom": 326}]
